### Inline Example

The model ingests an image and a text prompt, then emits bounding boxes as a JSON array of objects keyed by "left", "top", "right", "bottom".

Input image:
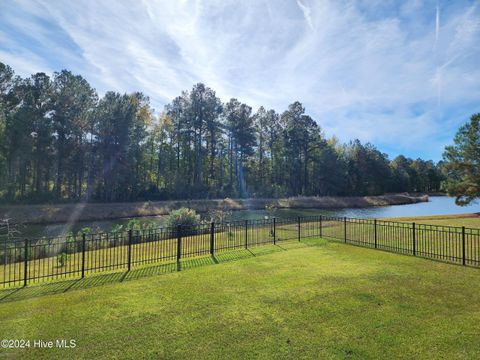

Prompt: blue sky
[{"left": 1, "top": 0, "right": 479, "bottom": 161}]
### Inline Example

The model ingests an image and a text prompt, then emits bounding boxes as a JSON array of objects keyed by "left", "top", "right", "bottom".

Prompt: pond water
[{"left": 11, "top": 196, "right": 480, "bottom": 240}]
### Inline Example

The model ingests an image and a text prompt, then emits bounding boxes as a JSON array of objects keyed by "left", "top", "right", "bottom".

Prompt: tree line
[{"left": 0, "top": 62, "right": 444, "bottom": 203}]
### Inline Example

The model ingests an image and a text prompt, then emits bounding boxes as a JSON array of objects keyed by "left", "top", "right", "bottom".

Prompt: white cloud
[
  {"left": 0, "top": 0, "right": 479, "bottom": 160},
  {"left": 296, "top": 0, "right": 315, "bottom": 31}
]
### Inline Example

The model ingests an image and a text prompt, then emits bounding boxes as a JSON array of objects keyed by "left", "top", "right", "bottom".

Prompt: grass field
[
  {"left": 1, "top": 237, "right": 480, "bottom": 359},
  {"left": 385, "top": 213, "right": 480, "bottom": 228}
]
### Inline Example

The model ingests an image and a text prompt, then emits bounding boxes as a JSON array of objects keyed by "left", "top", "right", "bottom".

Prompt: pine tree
[{"left": 443, "top": 113, "right": 480, "bottom": 205}]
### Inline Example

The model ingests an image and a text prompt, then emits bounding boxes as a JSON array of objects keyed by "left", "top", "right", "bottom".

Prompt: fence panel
[
  {"left": 245, "top": 219, "right": 273, "bottom": 248},
  {"left": 181, "top": 224, "right": 211, "bottom": 258},
  {"left": 376, "top": 220, "right": 413, "bottom": 255},
  {"left": 465, "top": 227, "right": 480, "bottom": 266},
  {"left": 275, "top": 217, "right": 297, "bottom": 242},
  {"left": 1, "top": 239, "right": 25, "bottom": 287},
  {"left": 298, "top": 216, "right": 320, "bottom": 239},
  {"left": 215, "top": 220, "right": 247, "bottom": 252},
  {"left": 129, "top": 227, "right": 177, "bottom": 267},
  {"left": 415, "top": 224, "right": 462, "bottom": 264},
  {"left": 321, "top": 216, "right": 344, "bottom": 240},
  {"left": 346, "top": 218, "right": 375, "bottom": 248}
]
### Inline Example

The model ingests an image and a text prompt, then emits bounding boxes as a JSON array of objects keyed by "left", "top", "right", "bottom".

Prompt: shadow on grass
[{"left": 0, "top": 241, "right": 311, "bottom": 303}]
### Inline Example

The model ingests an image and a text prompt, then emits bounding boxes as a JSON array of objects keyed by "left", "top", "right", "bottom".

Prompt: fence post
[
  {"left": 298, "top": 217, "right": 301, "bottom": 241},
  {"left": 81, "top": 233, "right": 86, "bottom": 278},
  {"left": 319, "top": 215, "right": 322, "bottom": 237},
  {"left": 127, "top": 229, "right": 132, "bottom": 271},
  {"left": 210, "top": 222, "right": 215, "bottom": 255},
  {"left": 344, "top": 217, "right": 347, "bottom": 243},
  {"left": 374, "top": 219, "right": 377, "bottom": 249},
  {"left": 462, "top": 226, "right": 466, "bottom": 266},
  {"left": 273, "top": 218, "right": 276, "bottom": 245},
  {"left": 412, "top": 223, "right": 416, "bottom": 256},
  {"left": 177, "top": 225, "right": 182, "bottom": 270},
  {"left": 245, "top": 220, "right": 248, "bottom": 249},
  {"left": 24, "top": 238, "right": 28, "bottom": 287}
]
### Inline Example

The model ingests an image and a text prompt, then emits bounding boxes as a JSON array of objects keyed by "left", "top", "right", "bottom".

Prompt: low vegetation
[
  {"left": 1, "top": 238, "right": 479, "bottom": 359},
  {"left": 165, "top": 207, "right": 201, "bottom": 228},
  {"left": 386, "top": 213, "right": 480, "bottom": 228}
]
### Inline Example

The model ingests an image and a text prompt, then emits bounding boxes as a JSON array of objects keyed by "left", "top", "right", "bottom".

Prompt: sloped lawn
[{"left": 0, "top": 238, "right": 479, "bottom": 359}]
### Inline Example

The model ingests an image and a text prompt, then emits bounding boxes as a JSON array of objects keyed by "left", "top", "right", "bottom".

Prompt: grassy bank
[
  {"left": 1, "top": 238, "right": 479, "bottom": 359},
  {"left": 0, "top": 194, "right": 427, "bottom": 225},
  {"left": 385, "top": 213, "right": 480, "bottom": 228}
]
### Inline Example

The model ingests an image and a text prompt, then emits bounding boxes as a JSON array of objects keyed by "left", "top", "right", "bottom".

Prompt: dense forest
[{"left": 0, "top": 62, "right": 444, "bottom": 203}]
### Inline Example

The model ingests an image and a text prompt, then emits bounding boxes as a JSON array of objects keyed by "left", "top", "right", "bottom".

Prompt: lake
[{"left": 9, "top": 196, "right": 480, "bottom": 240}]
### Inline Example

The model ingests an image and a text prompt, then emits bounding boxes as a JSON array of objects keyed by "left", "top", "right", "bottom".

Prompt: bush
[
  {"left": 79, "top": 227, "right": 93, "bottom": 235},
  {"left": 265, "top": 202, "right": 278, "bottom": 217},
  {"left": 166, "top": 208, "right": 200, "bottom": 229},
  {"left": 57, "top": 252, "right": 69, "bottom": 267},
  {"left": 207, "top": 208, "right": 232, "bottom": 223},
  {"left": 127, "top": 219, "right": 141, "bottom": 231}
]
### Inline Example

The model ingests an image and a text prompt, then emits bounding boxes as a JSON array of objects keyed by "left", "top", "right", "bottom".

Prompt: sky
[{"left": 1, "top": 0, "right": 479, "bottom": 161}]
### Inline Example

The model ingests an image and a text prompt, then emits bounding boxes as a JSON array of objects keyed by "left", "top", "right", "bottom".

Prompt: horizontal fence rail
[{"left": 1, "top": 215, "right": 479, "bottom": 287}]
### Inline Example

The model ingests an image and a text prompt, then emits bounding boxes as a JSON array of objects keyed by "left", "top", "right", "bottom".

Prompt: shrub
[
  {"left": 265, "top": 202, "right": 278, "bottom": 217},
  {"left": 79, "top": 227, "right": 93, "bottom": 235},
  {"left": 110, "top": 224, "right": 124, "bottom": 234},
  {"left": 64, "top": 231, "right": 76, "bottom": 254},
  {"left": 166, "top": 208, "right": 200, "bottom": 229},
  {"left": 207, "top": 208, "right": 232, "bottom": 223},
  {"left": 127, "top": 219, "right": 141, "bottom": 231},
  {"left": 57, "top": 252, "right": 69, "bottom": 267}
]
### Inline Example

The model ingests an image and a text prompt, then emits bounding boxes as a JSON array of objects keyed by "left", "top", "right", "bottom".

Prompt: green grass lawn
[
  {"left": 1, "top": 238, "right": 479, "bottom": 359},
  {"left": 385, "top": 213, "right": 480, "bottom": 228}
]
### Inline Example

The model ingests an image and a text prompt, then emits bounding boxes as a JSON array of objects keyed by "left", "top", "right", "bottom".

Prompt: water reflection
[
  {"left": 255, "top": 196, "right": 480, "bottom": 219},
  {"left": 17, "top": 196, "right": 480, "bottom": 239}
]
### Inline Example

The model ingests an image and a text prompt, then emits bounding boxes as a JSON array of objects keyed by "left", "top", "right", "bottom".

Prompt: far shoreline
[{"left": 0, "top": 193, "right": 428, "bottom": 225}]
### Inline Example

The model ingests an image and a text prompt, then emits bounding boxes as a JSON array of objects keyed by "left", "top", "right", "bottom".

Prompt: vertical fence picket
[
  {"left": 344, "top": 217, "right": 347, "bottom": 243},
  {"left": 24, "top": 239, "right": 28, "bottom": 287},
  {"left": 462, "top": 226, "right": 466, "bottom": 266},
  {"left": 210, "top": 222, "right": 215, "bottom": 255},
  {"left": 298, "top": 217, "right": 301, "bottom": 241},
  {"left": 273, "top": 218, "right": 276, "bottom": 245},
  {"left": 127, "top": 229, "right": 132, "bottom": 271},
  {"left": 82, "top": 233, "right": 86, "bottom": 278},
  {"left": 319, "top": 215, "right": 322, "bottom": 237},
  {"left": 412, "top": 223, "right": 416, "bottom": 256},
  {"left": 177, "top": 225, "right": 182, "bottom": 271},
  {"left": 245, "top": 220, "right": 248, "bottom": 249}
]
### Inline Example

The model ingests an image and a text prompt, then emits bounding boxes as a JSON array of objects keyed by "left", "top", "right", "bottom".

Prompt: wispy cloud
[
  {"left": 434, "top": 0, "right": 440, "bottom": 50},
  {"left": 0, "top": 0, "right": 479, "bottom": 160},
  {"left": 296, "top": 0, "right": 315, "bottom": 31}
]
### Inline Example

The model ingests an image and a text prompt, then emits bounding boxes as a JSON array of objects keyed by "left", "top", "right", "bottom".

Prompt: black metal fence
[
  {"left": 323, "top": 216, "right": 480, "bottom": 265},
  {"left": 1, "top": 215, "right": 479, "bottom": 287}
]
